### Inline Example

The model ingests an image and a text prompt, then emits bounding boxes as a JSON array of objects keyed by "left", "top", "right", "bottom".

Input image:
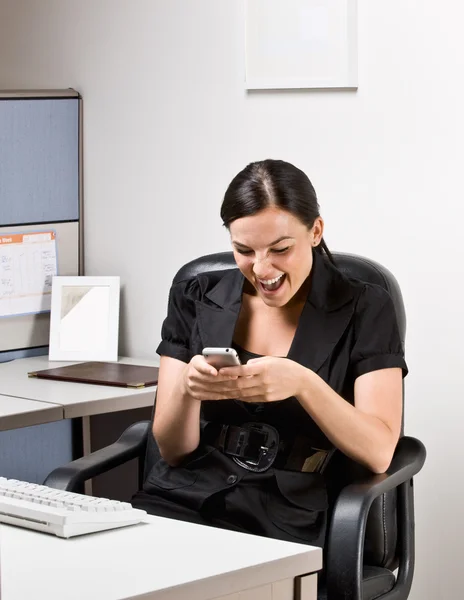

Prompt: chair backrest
[{"left": 144, "top": 250, "right": 406, "bottom": 569}]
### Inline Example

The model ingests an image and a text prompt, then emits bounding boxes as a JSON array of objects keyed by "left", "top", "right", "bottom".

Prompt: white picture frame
[
  {"left": 245, "top": 0, "right": 358, "bottom": 90},
  {"left": 49, "top": 276, "right": 120, "bottom": 362}
]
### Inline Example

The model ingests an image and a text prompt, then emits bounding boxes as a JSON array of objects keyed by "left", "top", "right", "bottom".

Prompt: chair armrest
[
  {"left": 325, "top": 436, "right": 426, "bottom": 600},
  {"left": 44, "top": 421, "right": 151, "bottom": 492}
]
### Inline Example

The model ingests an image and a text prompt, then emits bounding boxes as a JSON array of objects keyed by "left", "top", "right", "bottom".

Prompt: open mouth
[{"left": 257, "top": 273, "right": 286, "bottom": 293}]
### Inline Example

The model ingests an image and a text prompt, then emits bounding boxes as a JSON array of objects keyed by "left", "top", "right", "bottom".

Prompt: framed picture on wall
[
  {"left": 49, "top": 276, "right": 120, "bottom": 362},
  {"left": 245, "top": 0, "right": 358, "bottom": 90}
]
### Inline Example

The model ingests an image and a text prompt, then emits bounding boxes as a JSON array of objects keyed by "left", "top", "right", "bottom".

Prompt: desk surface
[
  {"left": 0, "top": 515, "right": 322, "bottom": 600},
  {"left": 0, "top": 356, "right": 158, "bottom": 419},
  {"left": 0, "top": 394, "right": 63, "bottom": 431}
]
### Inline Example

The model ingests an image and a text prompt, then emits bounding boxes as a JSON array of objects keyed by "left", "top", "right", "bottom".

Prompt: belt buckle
[{"left": 232, "top": 423, "right": 279, "bottom": 473}]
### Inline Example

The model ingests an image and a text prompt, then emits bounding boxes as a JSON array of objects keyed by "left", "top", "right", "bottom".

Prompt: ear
[{"left": 312, "top": 217, "right": 324, "bottom": 245}]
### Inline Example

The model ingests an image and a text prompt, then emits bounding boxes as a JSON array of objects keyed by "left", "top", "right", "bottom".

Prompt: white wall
[{"left": 0, "top": 1, "right": 462, "bottom": 597}]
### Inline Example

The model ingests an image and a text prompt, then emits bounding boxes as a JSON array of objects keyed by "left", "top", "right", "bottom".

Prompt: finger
[
  {"left": 234, "top": 375, "right": 261, "bottom": 390},
  {"left": 196, "top": 361, "right": 240, "bottom": 379},
  {"left": 230, "top": 391, "right": 263, "bottom": 400},
  {"left": 246, "top": 357, "right": 268, "bottom": 364},
  {"left": 238, "top": 362, "right": 265, "bottom": 376},
  {"left": 225, "top": 362, "right": 267, "bottom": 377},
  {"left": 193, "top": 372, "right": 238, "bottom": 383},
  {"left": 236, "top": 386, "right": 263, "bottom": 400},
  {"left": 191, "top": 380, "right": 243, "bottom": 394},
  {"left": 197, "top": 392, "right": 240, "bottom": 401},
  {"left": 220, "top": 365, "right": 259, "bottom": 377},
  {"left": 191, "top": 356, "right": 218, "bottom": 376},
  {"left": 218, "top": 365, "right": 245, "bottom": 377}
]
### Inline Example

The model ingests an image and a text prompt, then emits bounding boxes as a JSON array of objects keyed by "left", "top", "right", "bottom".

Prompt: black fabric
[
  {"left": 350, "top": 285, "right": 406, "bottom": 379},
  {"left": 157, "top": 250, "right": 407, "bottom": 383},
  {"left": 133, "top": 448, "right": 327, "bottom": 546},
  {"left": 173, "top": 250, "right": 406, "bottom": 351},
  {"left": 138, "top": 250, "right": 407, "bottom": 556},
  {"left": 232, "top": 343, "right": 266, "bottom": 416}
]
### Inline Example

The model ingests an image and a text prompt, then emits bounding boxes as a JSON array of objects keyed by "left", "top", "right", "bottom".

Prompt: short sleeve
[
  {"left": 351, "top": 284, "right": 408, "bottom": 379},
  {"left": 156, "top": 280, "right": 196, "bottom": 364}
]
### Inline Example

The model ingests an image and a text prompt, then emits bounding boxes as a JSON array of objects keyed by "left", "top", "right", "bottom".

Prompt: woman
[{"left": 132, "top": 159, "right": 407, "bottom": 547}]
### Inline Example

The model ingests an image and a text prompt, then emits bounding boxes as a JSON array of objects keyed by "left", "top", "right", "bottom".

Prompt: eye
[
  {"left": 236, "top": 249, "right": 253, "bottom": 256},
  {"left": 271, "top": 247, "right": 290, "bottom": 254}
]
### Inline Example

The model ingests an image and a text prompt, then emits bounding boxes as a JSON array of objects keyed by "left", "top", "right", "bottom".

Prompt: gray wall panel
[
  {"left": 0, "top": 93, "right": 80, "bottom": 491},
  {"left": 0, "top": 98, "right": 79, "bottom": 225},
  {"left": 0, "top": 419, "right": 73, "bottom": 483}
]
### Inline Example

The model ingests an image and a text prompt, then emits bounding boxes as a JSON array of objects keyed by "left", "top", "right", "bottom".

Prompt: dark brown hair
[{"left": 220, "top": 159, "right": 333, "bottom": 262}]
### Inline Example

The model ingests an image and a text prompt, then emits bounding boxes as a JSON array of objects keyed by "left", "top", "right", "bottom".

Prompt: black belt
[{"left": 204, "top": 422, "right": 334, "bottom": 474}]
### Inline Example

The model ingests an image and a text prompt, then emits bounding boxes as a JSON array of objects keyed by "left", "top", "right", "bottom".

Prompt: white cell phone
[{"left": 202, "top": 347, "right": 242, "bottom": 369}]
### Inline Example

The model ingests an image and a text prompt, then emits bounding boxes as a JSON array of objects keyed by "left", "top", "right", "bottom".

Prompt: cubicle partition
[
  {"left": 0, "top": 89, "right": 82, "bottom": 360},
  {"left": 0, "top": 90, "right": 82, "bottom": 482},
  {"left": 0, "top": 91, "right": 152, "bottom": 499}
]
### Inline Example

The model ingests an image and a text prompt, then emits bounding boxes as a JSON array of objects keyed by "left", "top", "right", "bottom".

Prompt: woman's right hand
[{"left": 181, "top": 355, "right": 238, "bottom": 401}]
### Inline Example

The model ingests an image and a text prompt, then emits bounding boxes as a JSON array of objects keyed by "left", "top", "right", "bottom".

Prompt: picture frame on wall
[
  {"left": 245, "top": 0, "right": 358, "bottom": 90},
  {"left": 49, "top": 276, "right": 120, "bottom": 362}
]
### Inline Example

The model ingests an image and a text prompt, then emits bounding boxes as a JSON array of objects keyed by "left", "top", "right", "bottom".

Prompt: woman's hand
[
  {"left": 219, "top": 357, "right": 306, "bottom": 402},
  {"left": 181, "top": 355, "right": 239, "bottom": 401}
]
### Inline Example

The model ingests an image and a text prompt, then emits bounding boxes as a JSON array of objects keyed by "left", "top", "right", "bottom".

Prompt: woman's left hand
[{"left": 219, "top": 357, "right": 307, "bottom": 403}]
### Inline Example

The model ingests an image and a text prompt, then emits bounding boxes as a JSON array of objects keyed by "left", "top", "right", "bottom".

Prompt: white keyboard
[{"left": 0, "top": 477, "right": 147, "bottom": 538}]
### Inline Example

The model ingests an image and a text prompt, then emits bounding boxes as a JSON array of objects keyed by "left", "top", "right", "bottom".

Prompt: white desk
[
  {"left": 0, "top": 356, "right": 158, "bottom": 419},
  {"left": 0, "top": 356, "right": 158, "bottom": 496},
  {"left": 0, "top": 515, "right": 321, "bottom": 600},
  {"left": 0, "top": 394, "right": 62, "bottom": 431}
]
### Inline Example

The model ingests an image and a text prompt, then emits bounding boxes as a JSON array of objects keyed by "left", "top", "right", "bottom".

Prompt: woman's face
[{"left": 229, "top": 206, "right": 323, "bottom": 308}]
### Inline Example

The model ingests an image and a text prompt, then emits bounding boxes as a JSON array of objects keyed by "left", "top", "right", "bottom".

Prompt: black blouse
[{"left": 156, "top": 251, "right": 408, "bottom": 450}]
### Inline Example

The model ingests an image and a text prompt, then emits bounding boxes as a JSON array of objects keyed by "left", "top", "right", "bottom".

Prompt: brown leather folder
[{"left": 28, "top": 362, "right": 159, "bottom": 388}]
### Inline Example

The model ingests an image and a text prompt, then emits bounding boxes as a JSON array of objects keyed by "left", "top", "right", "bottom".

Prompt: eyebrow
[{"left": 232, "top": 236, "right": 294, "bottom": 249}]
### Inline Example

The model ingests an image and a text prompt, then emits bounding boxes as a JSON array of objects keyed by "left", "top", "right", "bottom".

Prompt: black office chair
[{"left": 45, "top": 252, "right": 426, "bottom": 600}]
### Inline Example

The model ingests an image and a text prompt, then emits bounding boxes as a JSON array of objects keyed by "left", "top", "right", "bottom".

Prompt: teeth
[{"left": 258, "top": 274, "right": 284, "bottom": 285}]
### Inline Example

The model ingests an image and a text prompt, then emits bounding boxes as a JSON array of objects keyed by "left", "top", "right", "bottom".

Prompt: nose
[{"left": 252, "top": 255, "right": 272, "bottom": 279}]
